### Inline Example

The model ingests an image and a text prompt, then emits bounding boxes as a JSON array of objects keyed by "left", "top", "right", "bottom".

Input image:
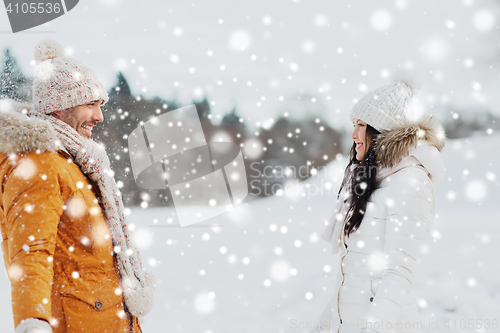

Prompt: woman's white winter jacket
[{"left": 312, "top": 115, "right": 446, "bottom": 333}]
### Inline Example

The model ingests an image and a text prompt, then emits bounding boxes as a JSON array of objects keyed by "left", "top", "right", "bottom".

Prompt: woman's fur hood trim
[
  {"left": 0, "top": 98, "right": 58, "bottom": 154},
  {"left": 374, "top": 114, "right": 446, "bottom": 168}
]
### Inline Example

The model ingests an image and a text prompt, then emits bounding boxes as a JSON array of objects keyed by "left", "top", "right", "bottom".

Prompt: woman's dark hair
[{"left": 339, "top": 123, "right": 381, "bottom": 238}]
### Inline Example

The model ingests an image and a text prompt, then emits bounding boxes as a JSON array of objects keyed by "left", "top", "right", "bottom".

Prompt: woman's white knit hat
[
  {"left": 350, "top": 68, "right": 422, "bottom": 132},
  {"left": 32, "top": 39, "right": 109, "bottom": 114}
]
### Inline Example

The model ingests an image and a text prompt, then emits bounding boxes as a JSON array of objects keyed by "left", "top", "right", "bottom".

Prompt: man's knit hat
[
  {"left": 350, "top": 68, "right": 422, "bottom": 132},
  {"left": 32, "top": 39, "right": 109, "bottom": 114}
]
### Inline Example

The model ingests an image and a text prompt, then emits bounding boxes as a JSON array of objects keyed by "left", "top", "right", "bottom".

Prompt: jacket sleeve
[
  {"left": 362, "top": 172, "right": 433, "bottom": 333},
  {"left": 2, "top": 154, "right": 63, "bottom": 329}
]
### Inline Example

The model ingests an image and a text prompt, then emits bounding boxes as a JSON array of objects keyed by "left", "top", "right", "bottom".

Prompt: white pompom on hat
[
  {"left": 34, "top": 39, "right": 65, "bottom": 64},
  {"left": 350, "top": 67, "right": 422, "bottom": 132},
  {"left": 391, "top": 66, "right": 422, "bottom": 95},
  {"left": 32, "top": 39, "right": 109, "bottom": 114}
]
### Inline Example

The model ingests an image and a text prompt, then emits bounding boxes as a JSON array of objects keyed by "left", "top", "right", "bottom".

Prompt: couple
[
  {"left": 0, "top": 38, "right": 446, "bottom": 333},
  {"left": 309, "top": 69, "right": 446, "bottom": 332}
]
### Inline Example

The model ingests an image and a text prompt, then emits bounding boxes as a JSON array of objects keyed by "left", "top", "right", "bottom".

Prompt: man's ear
[{"left": 50, "top": 111, "right": 62, "bottom": 119}]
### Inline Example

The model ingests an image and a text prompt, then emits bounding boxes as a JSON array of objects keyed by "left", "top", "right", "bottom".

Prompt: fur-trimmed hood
[
  {"left": 0, "top": 98, "right": 58, "bottom": 154},
  {"left": 375, "top": 114, "right": 446, "bottom": 184}
]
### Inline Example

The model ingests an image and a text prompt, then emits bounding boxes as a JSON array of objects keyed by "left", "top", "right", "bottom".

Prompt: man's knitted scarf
[{"left": 27, "top": 109, "right": 155, "bottom": 317}]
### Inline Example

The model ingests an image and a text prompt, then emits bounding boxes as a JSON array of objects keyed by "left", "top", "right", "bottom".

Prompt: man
[{"left": 0, "top": 39, "right": 154, "bottom": 333}]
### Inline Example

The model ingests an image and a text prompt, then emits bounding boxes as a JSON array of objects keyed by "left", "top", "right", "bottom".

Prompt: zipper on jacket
[{"left": 337, "top": 220, "right": 349, "bottom": 332}]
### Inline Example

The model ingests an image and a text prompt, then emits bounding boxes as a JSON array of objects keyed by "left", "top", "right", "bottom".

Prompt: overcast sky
[{"left": 1, "top": 0, "right": 499, "bottom": 132}]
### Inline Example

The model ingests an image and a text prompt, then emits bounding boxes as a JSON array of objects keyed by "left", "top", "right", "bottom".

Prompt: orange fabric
[{"left": 0, "top": 149, "right": 142, "bottom": 332}]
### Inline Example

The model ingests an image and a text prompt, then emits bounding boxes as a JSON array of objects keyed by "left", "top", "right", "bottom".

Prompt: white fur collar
[{"left": 0, "top": 98, "right": 58, "bottom": 154}]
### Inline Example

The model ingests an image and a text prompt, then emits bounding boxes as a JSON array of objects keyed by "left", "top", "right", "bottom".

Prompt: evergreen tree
[
  {"left": 221, "top": 105, "right": 248, "bottom": 142},
  {"left": 0, "top": 49, "right": 32, "bottom": 102},
  {"left": 195, "top": 97, "right": 211, "bottom": 121},
  {"left": 221, "top": 106, "right": 245, "bottom": 127},
  {"left": 108, "top": 71, "right": 132, "bottom": 100}
]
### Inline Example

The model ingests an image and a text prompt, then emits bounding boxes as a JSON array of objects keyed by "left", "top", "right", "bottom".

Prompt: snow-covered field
[{"left": 1, "top": 134, "right": 499, "bottom": 332}]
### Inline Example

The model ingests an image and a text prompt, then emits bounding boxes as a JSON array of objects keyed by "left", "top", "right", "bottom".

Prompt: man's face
[{"left": 51, "top": 100, "right": 104, "bottom": 139}]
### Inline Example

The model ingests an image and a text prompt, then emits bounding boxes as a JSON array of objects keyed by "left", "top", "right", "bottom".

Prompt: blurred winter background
[{"left": 1, "top": 0, "right": 500, "bottom": 332}]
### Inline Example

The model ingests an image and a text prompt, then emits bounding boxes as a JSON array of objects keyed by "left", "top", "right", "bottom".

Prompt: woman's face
[{"left": 351, "top": 118, "right": 370, "bottom": 161}]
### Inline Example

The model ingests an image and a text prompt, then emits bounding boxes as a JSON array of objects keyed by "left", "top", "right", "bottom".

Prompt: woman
[{"left": 311, "top": 69, "right": 446, "bottom": 333}]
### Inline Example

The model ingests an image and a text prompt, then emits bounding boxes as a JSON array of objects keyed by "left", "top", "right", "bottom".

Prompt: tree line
[{"left": 0, "top": 49, "right": 345, "bottom": 207}]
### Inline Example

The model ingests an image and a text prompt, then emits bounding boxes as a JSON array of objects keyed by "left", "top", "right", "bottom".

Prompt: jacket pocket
[
  {"left": 61, "top": 290, "right": 129, "bottom": 332},
  {"left": 62, "top": 289, "right": 123, "bottom": 310}
]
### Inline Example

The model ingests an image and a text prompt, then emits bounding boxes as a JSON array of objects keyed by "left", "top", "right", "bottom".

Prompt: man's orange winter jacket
[{"left": 0, "top": 103, "right": 142, "bottom": 332}]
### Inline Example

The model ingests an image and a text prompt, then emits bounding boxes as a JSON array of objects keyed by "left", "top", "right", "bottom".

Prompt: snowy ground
[{"left": 0, "top": 134, "right": 499, "bottom": 332}]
